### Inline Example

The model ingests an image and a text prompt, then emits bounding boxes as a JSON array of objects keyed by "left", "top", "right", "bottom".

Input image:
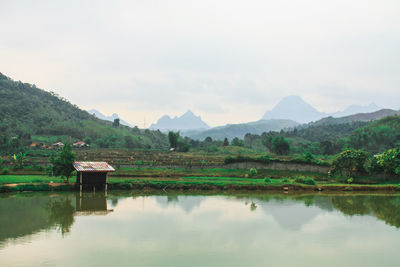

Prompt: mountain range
[
  {"left": 151, "top": 95, "right": 389, "bottom": 140},
  {"left": 88, "top": 109, "right": 134, "bottom": 128},
  {"left": 149, "top": 110, "right": 210, "bottom": 131},
  {"left": 262, "top": 96, "right": 381, "bottom": 123}
]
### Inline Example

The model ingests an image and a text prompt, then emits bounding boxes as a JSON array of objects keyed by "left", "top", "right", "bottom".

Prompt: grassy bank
[{"left": 1, "top": 174, "right": 399, "bottom": 193}]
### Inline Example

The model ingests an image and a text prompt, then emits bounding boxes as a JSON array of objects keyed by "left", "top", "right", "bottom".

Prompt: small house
[
  {"left": 73, "top": 161, "right": 115, "bottom": 188},
  {"left": 73, "top": 141, "right": 89, "bottom": 148},
  {"left": 52, "top": 142, "right": 64, "bottom": 148}
]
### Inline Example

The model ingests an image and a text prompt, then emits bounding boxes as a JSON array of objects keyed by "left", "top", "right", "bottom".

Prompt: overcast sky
[{"left": 1, "top": 0, "right": 400, "bottom": 127}]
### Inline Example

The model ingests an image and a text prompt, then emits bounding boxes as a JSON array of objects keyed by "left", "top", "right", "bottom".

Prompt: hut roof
[{"left": 73, "top": 161, "right": 115, "bottom": 172}]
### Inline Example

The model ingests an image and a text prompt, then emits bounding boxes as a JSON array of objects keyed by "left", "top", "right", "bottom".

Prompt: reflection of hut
[
  {"left": 73, "top": 162, "right": 115, "bottom": 189},
  {"left": 75, "top": 192, "right": 113, "bottom": 216}
]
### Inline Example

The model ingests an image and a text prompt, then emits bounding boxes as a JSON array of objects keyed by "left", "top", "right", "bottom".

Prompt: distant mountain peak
[
  {"left": 183, "top": 109, "right": 194, "bottom": 116},
  {"left": 262, "top": 95, "right": 324, "bottom": 123},
  {"left": 331, "top": 103, "right": 381, "bottom": 118},
  {"left": 262, "top": 96, "right": 384, "bottom": 124},
  {"left": 88, "top": 109, "right": 134, "bottom": 127},
  {"left": 150, "top": 110, "right": 210, "bottom": 131}
]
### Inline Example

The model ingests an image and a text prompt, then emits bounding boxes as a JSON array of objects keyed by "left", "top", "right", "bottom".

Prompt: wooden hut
[{"left": 73, "top": 162, "right": 115, "bottom": 188}]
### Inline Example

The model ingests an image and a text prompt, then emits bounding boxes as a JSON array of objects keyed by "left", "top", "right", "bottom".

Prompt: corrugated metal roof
[{"left": 73, "top": 161, "right": 115, "bottom": 172}]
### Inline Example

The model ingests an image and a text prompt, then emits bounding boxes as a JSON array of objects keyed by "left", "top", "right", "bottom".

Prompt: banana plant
[{"left": 12, "top": 152, "right": 27, "bottom": 169}]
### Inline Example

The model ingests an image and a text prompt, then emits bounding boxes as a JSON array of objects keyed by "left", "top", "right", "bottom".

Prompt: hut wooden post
[
  {"left": 105, "top": 173, "right": 108, "bottom": 195},
  {"left": 80, "top": 172, "right": 82, "bottom": 192}
]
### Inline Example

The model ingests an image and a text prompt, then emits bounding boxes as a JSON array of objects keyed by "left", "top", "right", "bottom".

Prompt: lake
[{"left": 1, "top": 191, "right": 400, "bottom": 267}]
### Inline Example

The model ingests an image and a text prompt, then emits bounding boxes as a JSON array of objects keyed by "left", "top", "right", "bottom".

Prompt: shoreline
[{"left": 1, "top": 181, "right": 399, "bottom": 193}]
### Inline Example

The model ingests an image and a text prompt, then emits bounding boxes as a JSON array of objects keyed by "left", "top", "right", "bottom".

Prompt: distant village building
[
  {"left": 73, "top": 141, "right": 89, "bottom": 148},
  {"left": 52, "top": 142, "right": 64, "bottom": 148},
  {"left": 73, "top": 161, "right": 115, "bottom": 188}
]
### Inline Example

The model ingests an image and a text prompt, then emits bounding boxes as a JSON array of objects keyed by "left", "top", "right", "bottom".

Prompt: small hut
[
  {"left": 73, "top": 162, "right": 115, "bottom": 188},
  {"left": 73, "top": 141, "right": 89, "bottom": 148}
]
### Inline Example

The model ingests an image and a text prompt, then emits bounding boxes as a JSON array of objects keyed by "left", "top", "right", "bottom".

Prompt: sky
[{"left": 1, "top": 0, "right": 400, "bottom": 127}]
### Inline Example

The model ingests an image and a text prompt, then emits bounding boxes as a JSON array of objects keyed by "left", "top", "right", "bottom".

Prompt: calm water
[{"left": 1, "top": 191, "right": 400, "bottom": 267}]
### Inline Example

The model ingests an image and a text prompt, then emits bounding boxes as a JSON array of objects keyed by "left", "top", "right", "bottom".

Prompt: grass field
[{"left": 1, "top": 173, "right": 399, "bottom": 193}]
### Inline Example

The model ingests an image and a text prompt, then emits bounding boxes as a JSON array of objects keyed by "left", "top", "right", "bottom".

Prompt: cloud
[{"left": 1, "top": 0, "right": 400, "bottom": 126}]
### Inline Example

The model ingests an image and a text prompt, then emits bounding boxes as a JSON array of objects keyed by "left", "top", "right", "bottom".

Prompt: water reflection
[
  {"left": 1, "top": 192, "right": 400, "bottom": 247},
  {"left": 0, "top": 192, "right": 111, "bottom": 245},
  {"left": 76, "top": 193, "right": 113, "bottom": 216},
  {"left": 48, "top": 197, "right": 75, "bottom": 236}
]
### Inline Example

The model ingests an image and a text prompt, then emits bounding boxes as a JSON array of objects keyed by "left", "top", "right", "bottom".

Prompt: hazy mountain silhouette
[
  {"left": 88, "top": 109, "right": 134, "bottom": 127},
  {"left": 150, "top": 110, "right": 210, "bottom": 131},
  {"left": 330, "top": 103, "right": 381, "bottom": 118},
  {"left": 183, "top": 119, "right": 299, "bottom": 140},
  {"left": 262, "top": 96, "right": 325, "bottom": 123},
  {"left": 312, "top": 109, "right": 400, "bottom": 126},
  {"left": 263, "top": 96, "right": 384, "bottom": 123}
]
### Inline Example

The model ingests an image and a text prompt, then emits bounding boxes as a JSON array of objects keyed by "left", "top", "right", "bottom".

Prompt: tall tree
[
  {"left": 49, "top": 144, "right": 76, "bottom": 183},
  {"left": 112, "top": 118, "right": 120, "bottom": 127},
  {"left": 223, "top": 138, "right": 229, "bottom": 146},
  {"left": 168, "top": 131, "right": 180, "bottom": 149},
  {"left": 271, "top": 136, "right": 290, "bottom": 155}
]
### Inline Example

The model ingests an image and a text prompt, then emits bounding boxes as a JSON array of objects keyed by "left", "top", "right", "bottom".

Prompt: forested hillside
[
  {"left": 344, "top": 116, "right": 400, "bottom": 153},
  {"left": 235, "top": 115, "right": 400, "bottom": 155},
  {"left": 0, "top": 73, "right": 168, "bottom": 152},
  {"left": 184, "top": 119, "right": 299, "bottom": 140}
]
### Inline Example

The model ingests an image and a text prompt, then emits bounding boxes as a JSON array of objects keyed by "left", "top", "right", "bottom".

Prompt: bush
[
  {"left": 303, "top": 152, "right": 314, "bottom": 163},
  {"left": 329, "top": 150, "right": 369, "bottom": 177},
  {"left": 224, "top": 155, "right": 270, "bottom": 165},
  {"left": 264, "top": 177, "right": 272, "bottom": 183},
  {"left": 294, "top": 176, "right": 305, "bottom": 184},
  {"left": 282, "top": 178, "right": 289, "bottom": 184},
  {"left": 249, "top": 168, "right": 258, "bottom": 177},
  {"left": 304, "top": 178, "right": 316, "bottom": 185},
  {"left": 347, "top": 177, "right": 354, "bottom": 184},
  {"left": 375, "top": 148, "right": 400, "bottom": 175}
]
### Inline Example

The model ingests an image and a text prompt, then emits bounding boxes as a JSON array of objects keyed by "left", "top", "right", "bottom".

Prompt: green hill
[
  {"left": 312, "top": 109, "right": 400, "bottom": 126},
  {"left": 0, "top": 72, "right": 168, "bottom": 152},
  {"left": 343, "top": 115, "right": 400, "bottom": 153},
  {"left": 183, "top": 119, "right": 299, "bottom": 140}
]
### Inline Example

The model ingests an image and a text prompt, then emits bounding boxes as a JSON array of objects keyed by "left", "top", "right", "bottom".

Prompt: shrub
[
  {"left": 294, "top": 176, "right": 305, "bottom": 184},
  {"left": 264, "top": 177, "right": 272, "bottom": 183},
  {"left": 256, "top": 155, "right": 271, "bottom": 164},
  {"left": 282, "top": 178, "right": 289, "bottom": 183},
  {"left": 375, "top": 148, "right": 400, "bottom": 175},
  {"left": 249, "top": 168, "right": 258, "bottom": 177},
  {"left": 329, "top": 149, "right": 369, "bottom": 177},
  {"left": 303, "top": 152, "right": 314, "bottom": 163},
  {"left": 304, "top": 178, "right": 316, "bottom": 185},
  {"left": 347, "top": 177, "right": 354, "bottom": 184},
  {"left": 224, "top": 155, "right": 270, "bottom": 165}
]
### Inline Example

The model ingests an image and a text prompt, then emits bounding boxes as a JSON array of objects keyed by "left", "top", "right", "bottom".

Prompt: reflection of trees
[
  {"left": 167, "top": 195, "right": 179, "bottom": 203},
  {"left": 0, "top": 195, "right": 50, "bottom": 243},
  {"left": 331, "top": 196, "right": 400, "bottom": 228},
  {"left": 237, "top": 194, "right": 400, "bottom": 229},
  {"left": 48, "top": 198, "right": 75, "bottom": 236},
  {"left": 111, "top": 198, "right": 119, "bottom": 207}
]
